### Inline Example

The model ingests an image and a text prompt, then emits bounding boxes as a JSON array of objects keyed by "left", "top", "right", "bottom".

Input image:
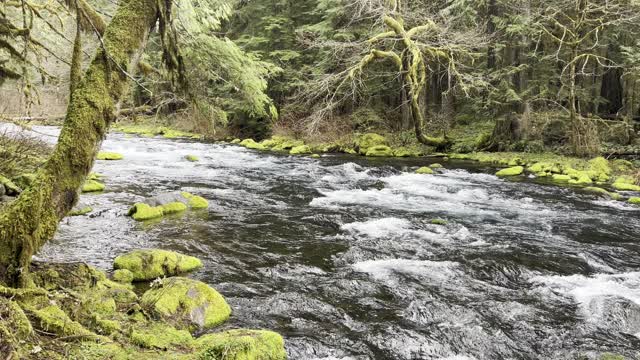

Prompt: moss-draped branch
[{"left": 0, "top": 0, "right": 163, "bottom": 287}]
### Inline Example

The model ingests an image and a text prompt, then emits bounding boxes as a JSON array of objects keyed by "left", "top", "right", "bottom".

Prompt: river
[{"left": 6, "top": 125, "right": 640, "bottom": 359}]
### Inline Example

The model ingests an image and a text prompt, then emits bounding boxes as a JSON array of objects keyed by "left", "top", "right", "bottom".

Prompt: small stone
[{"left": 185, "top": 155, "right": 199, "bottom": 162}]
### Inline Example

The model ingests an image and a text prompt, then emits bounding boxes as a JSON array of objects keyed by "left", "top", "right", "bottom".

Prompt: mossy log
[{"left": 0, "top": 0, "right": 160, "bottom": 287}]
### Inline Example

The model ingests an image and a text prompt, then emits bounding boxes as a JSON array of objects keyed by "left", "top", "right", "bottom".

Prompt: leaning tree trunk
[{"left": 0, "top": 0, "right": 159, "bottom": 287}]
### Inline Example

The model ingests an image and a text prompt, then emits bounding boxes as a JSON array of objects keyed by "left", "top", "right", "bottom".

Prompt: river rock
[
  {"left": 140, "top": 277, "right": 231, "bottom": 331},
  {"left": 113, "top": 249, "right": 203, "bottom": 281},
  {"left": 496, "top": 166, "right": 524, "bottom": 176}
]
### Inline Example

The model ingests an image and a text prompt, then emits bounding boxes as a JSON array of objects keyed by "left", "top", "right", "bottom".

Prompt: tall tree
[{"left": 0, "top": 0, "right": 175, "bottom": 287}]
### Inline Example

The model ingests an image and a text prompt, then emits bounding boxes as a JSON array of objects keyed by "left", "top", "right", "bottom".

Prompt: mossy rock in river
[
  {"left": 629, "top": 197, "right": 640, "bottom": 205},
  {"left": 97, "top": 151, "right": 124, "bottom": 160},
  {"left": 113, "top": 249, "right": 203, "bottom": 281},
  {"left": 68, "top": 205, "right": 93, "bottom": 216},
  {"left": 416, "top": 166, "right": 434, "bottom": 175},
  {"left": 141, "top": 277, "right": 231, "bottom": 331},
  {"left": 612, "top": 176, "right": 640, "bottom": 191},
  {"left": 82, "top": 179, "right": 105, "bottom": 193},
  {"left": 185, "top": 154, "right": 199, "bottom": 162},
  {"left": 128, "top": 192, "right": 208, "bottom": 221},
  {"left": 496, "top": 166, "right": 524, "bottom": 177}
]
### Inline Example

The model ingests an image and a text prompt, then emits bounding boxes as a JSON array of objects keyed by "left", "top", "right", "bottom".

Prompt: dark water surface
[{"left": 11, "top": 125, "right": 640, "bottom": 359}]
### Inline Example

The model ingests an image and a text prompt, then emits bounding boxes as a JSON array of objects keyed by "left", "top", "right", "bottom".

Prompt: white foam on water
[
  {"left": 593, "top": 199, "right": 640, "bottom": 211},
  {"left": 353, "top": 259, "right": 460, "bottom": 284},
  {"left": 531, "top": 272, "right": 640, "bottom": 322},
  {"left": 437, "top": 356, "right": 478, "bottom": 360},
  {"left": 340, "top": 218, "right": 447, "bottom": 243}
]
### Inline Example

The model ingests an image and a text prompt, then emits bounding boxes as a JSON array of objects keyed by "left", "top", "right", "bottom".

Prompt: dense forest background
[{"left": 2, "top": 0, "right": 640, "bottom": 157}]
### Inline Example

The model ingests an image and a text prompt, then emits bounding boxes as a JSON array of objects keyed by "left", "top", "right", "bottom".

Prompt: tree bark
[{"left": 0, "top": 0, "right": 159, "bottom": 287}]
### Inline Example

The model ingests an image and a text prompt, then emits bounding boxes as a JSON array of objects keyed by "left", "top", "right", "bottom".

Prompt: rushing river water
[{"left": 5, "top": 124, "right": 640, "bottom": 359}]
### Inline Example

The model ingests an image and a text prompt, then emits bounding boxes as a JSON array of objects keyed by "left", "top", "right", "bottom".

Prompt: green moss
[
  {"left": 240, "top": 139, "right": 267, "bottom": 151},
  {"left": 94, "top": 317, "right": 121, "bottom": 335},
  {"left": 430, "top": 219, "right": 447, "bottom": 225},
  {"left": 181, "top": 192, "right": 209, "bottom": 209},
  {"left": 141, "top": 277, "right": 231, "bottom": 331},
  {"left": 272, "top": 138, "right": 304, "bottom": 151},
  {"left": 195, "top": 329, "right": 287, "bottom": 360},
  {"left": 161, "top": 201, "right": 188, "bottom": 214},
  {"left": 629, "top": 197, "right": 640, "bottom": 205},
  {"left": 130, "top": 323, "right": 193, "bottom": 349},
  {"left": 393, "top": 147, "right": 422, "bottom": 157},
  {"left": 113, "top": 269, "right": 134, "bottom": 283},
  {"left": 31, "top": 305, "right": 95, "bottom": 337},
  {"left": 365, "top": 145, "right": 393, "bottom": 157},
  {"left": 416, "top": 166, "right": 434, "bottom": 175},
  {"left": 551, "top": 174, "right": 571, "bottom": 182},
  {"left": 11, "top": 173, "right": 36, "bottom": 190},
  {"left": 496, "top": 166, "right": 524, "bottom": 177},
  {"left": 128, "top": 203, "right": 164, "bottom": 221},
  {"left": 97, "top": 151, "right": 124, "bottom": 160},
  {"left": 113, "top": 249, "right": 203, "bottom": 281},
  {"left": 612, "top": 176, "right": 640, "bottom": 191},
  {"left": 311, "top": 154, "right": 321, "bottom": 159},
  {"left": 82, "top": 179, "right": 106, "bottom": 193},
  {"left": 430, "top": 163, "right": 443, "bottom": 169},
  {"left": 355, "top": 133, "right": 387, "bottom": 155},
  {"left": 185, "top": 155, "right": 200, "bottom": 162},
  {"left": 0, "top": 298, "right": 32, "bottom": 345},
  {"left": 68, "top": 206, "right": 93, "bottom": 216},
  {"left": 599, "top": 354, "right": 625, "bottom": 360},
  {"left": 588, "top": 157, "right": 611, "bottom": 182},
  {"left": 290, "top": 145, "right": 312, "bottom": 155},
  {"left": 0, "top": 174, "right": 22, "bottom": 195},
  {"left": 231, "top": 138, "right": 241, "bottom": 144}
]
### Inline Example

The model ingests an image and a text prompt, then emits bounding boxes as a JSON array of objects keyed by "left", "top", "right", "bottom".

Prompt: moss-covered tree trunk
[{"left": 0, "top": 0, "right": 160, "bottom": 287}]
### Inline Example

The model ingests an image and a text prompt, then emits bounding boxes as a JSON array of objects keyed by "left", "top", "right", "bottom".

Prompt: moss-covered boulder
[
  {"left": 68, "top": 205, "right": 93, "bottom": 216},
  {"left": 355, "top": 133, "right": 387, "bottom": 155},
  {"left": 629, "top": 197, "right": 640, "bottom": 205},
  {"left": 113, "top": 249, "right": 203, "bottom": 281},
  {"left": 365, "top": 145, "right": 393, "bottom": 157},
  {"left": 161, "top": 201, "right": 188, "bottom": 214},
  {"left": 130, "top": 323, "right": 194, "bottom": 350},
  {"left": 430, "top": 219, "right": 447, "bottom": 225},
  {"left": 82, "top": 179, "right": 105, "bottom": 193},
  {"left": 496, "top": 166, "right": 524, "bottom": 176},
  {"left": 141, "top": 277, "right": 231, "bottom": 331},
  {"left": 97, "top": 151, "right": 124, "bottom": 160},
  {"left": 240, "top": 139, "right": 267, "bottom": 151},
  {"left": 612, "top": 176, "right": 640, "bottom": 191},
  {"left": 583, "top": 187, "right": 622, "bottom": 200},
  {"left": 181, "top": 192, "right": 209, "bottom": 209},
  {"left": 416, "top": 166, "right": 434, "bottom": 175},
  {"left": 430, "top": 163, "right": 443, "bottom": 169},
  {"left": 128, "top": 203, "right": 164, "bottom": 221},
  {"left": 185, "top": 155, "right": 199, "bottom": 162},
  {"left": 290, "top": 145, "right": 312, "bottom": 155},
  {"left": 231, "top": 138, "right": 241, "bottom": 144},
  {"left": 195, "top": 329, "right": 287, "bottom": 360},
  {"left": 112, "top": 269, "right": 134, "bottom": 283},
  {"left": 311, "top": 154, "right": 321, "bottom": 159}
]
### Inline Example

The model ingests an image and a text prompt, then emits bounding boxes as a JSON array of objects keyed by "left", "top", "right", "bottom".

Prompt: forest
[{"left": 1, "top": 0, "right": 640, "bottom": 359}]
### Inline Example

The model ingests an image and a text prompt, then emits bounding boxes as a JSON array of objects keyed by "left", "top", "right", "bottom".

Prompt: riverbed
[{"left": 9, "top": 125, "right": 640, "bottom": 359}]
